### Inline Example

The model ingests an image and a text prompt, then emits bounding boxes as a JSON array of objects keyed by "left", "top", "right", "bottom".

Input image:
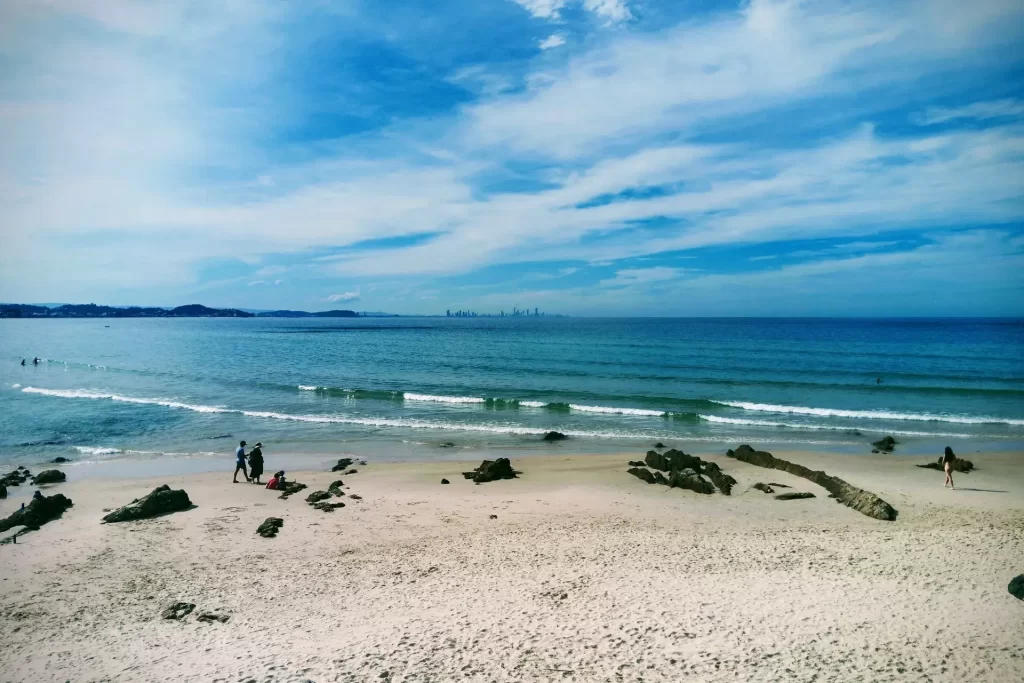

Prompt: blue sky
[{"left": 1, "top": 0, "right": 1022, "bottom": 315}]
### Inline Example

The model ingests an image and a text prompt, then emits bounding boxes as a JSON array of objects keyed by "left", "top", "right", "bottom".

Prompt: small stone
[
  {"left": 441, "top": 478, "right": 450, "bottom": 484},
  {"left": 489, "top": 514, "right": 498, "bottom": 519},
  {"left": 162, "top": 602, "right": 195, "bottom": 620}
]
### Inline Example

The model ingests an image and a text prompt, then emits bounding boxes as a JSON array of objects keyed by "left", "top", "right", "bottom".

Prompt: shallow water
[{"left": 1, "top": 317, "right": 1022, "bottom": 472}]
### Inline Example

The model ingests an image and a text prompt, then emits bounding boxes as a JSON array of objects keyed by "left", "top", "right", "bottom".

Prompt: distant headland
[{"left": 0, "top": 303, "right": 366, "bottom": 319}]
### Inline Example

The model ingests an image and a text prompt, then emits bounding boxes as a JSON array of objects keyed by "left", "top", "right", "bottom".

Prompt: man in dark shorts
[{"left": 233, "top": 440, "right": 249, "bottom": 483}]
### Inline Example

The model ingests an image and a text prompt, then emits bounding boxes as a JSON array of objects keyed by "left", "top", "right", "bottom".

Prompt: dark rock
[
  {"left": 462, "top": 458, "right": 520, "bottom": 483},
  {"left": 872, "top": 436, "right": 897, "bottom": 452},
  {"left": 0, "top": 492, "right": 73, "bottom": 533},
  {"left": 871, "top": 449, "right": 879, "bottom": 454},
  {"left": 439, "top": 442, "right": 456, "bottom": 448},
  {"left": 726, "top": 445, "right": 897, "bottom": 521},
  {"left": 753, "top": 483, "right": 774, "bottom": 494},
  {"left": 767, "top": 483, "right": 790, "bottom": 488},
  {"left": 197, "top": 612, "right": 230, "bottom": 623},
  {"left": 331, "top": 458, "right": 354, "bottom": 472},
  {"left": 345, "top": 469, "right": 358, "bottom": 475},
  {"left": 306, "top": 490, "right": 331, "bottom": 504},
  {"left": 0, "top": 469, "right": 31, "bottom": 488},
  {"left": 645, "top": 449, "right": 703, "bottom": 473},
  {"left": 51, "top": 457, "right": 71, "bottom": 463},
  {"left": 32, "top": 469, "right": 66, "bottom": 485},
  {"left": 489, "top": 514, "right": 498, "bottom": 519},
  {"left": 654, "top": 442, "right": 666, "bottom": 449},
  {"left": 667, "top": 470, "right": 715, "bottom": 495},
  {"left": 278, "top": 481, "right": 308, "bottom": 499},
  {"left": 627, "top": 460, "right": 646, "bottom": 467},
  {"left": 1009, "top": 574, "right": 1024, "bottom": 601},
  {"left": 627, "top": 467, "right": 657, "bottom": 484},
  {"left": 702, "top": 461, "right": 737, "bottom": 495},
  {"left": 652, "top": 470, "right": 669, "bottom": 485},
  {"left": 102, "top": 485, "right": 191, "bottom": 523},
  {"left": 312, "top": 501, "right": 346, "bottom": 512},
  {"left": 441, "top": 478, "right": 450, "bottom": 484},
  {"left": 775, "top": 492, "right": 816, "bottom": 500},
  {"left": 349, "top": 494, "right": 362, "bottom": 500},
  {"left": 543, "top": 431, "right": 568, "bottom": 441},
  {"left": 161, "top": 602, "right": 195, "bottom": 620},
  {"left": 359, "top": 460, "right": 368, "bottom": 466},
  {"left": 327, "top": 480, "right": 345, "bottom": 495},
  {"left": 256, "top": 517, "right": 284, "bottom": 538},
  {"left": 0, "top": 484, "right": 6, "bottom": 499}
]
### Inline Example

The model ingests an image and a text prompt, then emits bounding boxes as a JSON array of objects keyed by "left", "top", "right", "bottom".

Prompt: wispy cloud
[
  {"left": 539, "top": 34, "right": 566, "bottom": 50},
  {"left": 599, "top": 267, "right": 683, "bottom": 288},
  {"left": 326, "top": 289, "right": 361, "bottom": 303},
  {"left": 917, "top": 99, "right": 1024, "bottom": 125}
]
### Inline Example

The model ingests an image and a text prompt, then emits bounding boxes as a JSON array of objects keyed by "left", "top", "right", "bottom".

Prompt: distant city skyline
[{"left": 1, "top": 1, "right": 1022, "bottom": 316}]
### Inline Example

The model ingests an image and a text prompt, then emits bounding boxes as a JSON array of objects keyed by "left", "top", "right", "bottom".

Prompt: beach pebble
[{"left": 441, "top": 478, "right": 450, "bottom": 484}]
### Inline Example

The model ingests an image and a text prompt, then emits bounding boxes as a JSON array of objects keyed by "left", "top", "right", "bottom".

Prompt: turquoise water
[{"left": 1, "top": 318, "right": 1022, "bottom": 474}]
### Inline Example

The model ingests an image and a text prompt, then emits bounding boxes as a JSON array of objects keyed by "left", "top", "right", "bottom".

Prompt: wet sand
[{"left": 1, "top": 448, "right": 1023, "bottom": 682}]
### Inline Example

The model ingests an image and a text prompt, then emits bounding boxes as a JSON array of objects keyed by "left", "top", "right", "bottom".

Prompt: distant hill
[
  {"left": 254, "top": 309, "right": 359, "bottom": 318},
  {"left": 0, "top": 303, "right": 254, "bottom": 318}
]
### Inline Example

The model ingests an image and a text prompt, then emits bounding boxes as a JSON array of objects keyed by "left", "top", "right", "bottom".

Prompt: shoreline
[{"left": 3, "top": 448, "right": 1023, "bottom": 681}]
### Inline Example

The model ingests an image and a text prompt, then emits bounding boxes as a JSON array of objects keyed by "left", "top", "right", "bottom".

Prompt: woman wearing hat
[
  {"left": 233, "top": 440, "right": 249, "bottom": 483},
  {"left": 248, "top": 442, "right": 265, "bottom": 485}
]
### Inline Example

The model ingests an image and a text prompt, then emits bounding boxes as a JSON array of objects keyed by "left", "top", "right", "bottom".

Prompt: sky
[{"left": 1, "top": 0, "right": 1023, "bottom": 316}]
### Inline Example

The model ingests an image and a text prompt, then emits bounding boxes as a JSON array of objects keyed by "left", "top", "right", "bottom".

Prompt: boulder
[
  {"left": 543, "top": 431, "right": 568, "bottom": 442},
  {"left": 306, "top": 490, "right": 331, "bottom": 504},
  {"left": 441, "top": 478, "right": 450, "bottom": 485},
  {"left": 0, "top": 492, "right": 74, "bottom": 533},
  {"left": 327, "top": 480, "right": 345, "bottom": 496},
  {"left": 32, "top": 469, "right": 66, "bottom": 485},
  {"left": 331, "top": 458, "right": 355, "bottom": 472},
  {"left": 753, "top": 483, "right": 774, "bottom": 494},
  {"left": 1009, "top": 574, "right": 1024, "bottom": 601},
  {"left": 654, "top": 442, "right": 666, "bottom": 449},
  {"left": 256, "top": 517, "right": 283, "bottom": 538},
  {"left": 872, "top": 436, "right": 897, "bottom": 452},
  {"left": 162, "top": 602, "right": 195, "bottom": 620},
  {"left": 102, "top": 485, "right": 192, "bottom": 523},
  {"left": 278, "top": 481, "right": 308, "bottom": 499},
  {"left": 727, "top": 445, "right": 897, "bottom": 521},
  {"left": 775, "top": 492, "right": 816, "bottom": 500},
  {"left": 51, "top": 457, "right": 71, "bottom": 463},
  {"left": 627, "top": 467, "right": 657, "bottom": 484},
  {"left": 462, "top": 458, "right": 520, "bottom": 483},
  {"left": 667, "top": 470, "right": 714, "bottom": 495}
]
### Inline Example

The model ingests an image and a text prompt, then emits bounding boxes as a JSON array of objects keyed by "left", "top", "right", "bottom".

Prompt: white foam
[
  {"left": 519, "top": 401, "right": 547, "bottom": 408},
  {"left": 570, "top": 404, "right": 665, "bottom": 417},
  {"left": 74, "top": 446, "right": 122, "bottom": 455},
  {"left": 11, "top": 383, "right": 21, "bottom": 388},
  {"left": 22, "top": 387, "right": 230, "bottom": 413},
  {"left": 404, "top": 393, "right": 486, "bottom": 404},
  {"left": 298, "top": 385, "right": 320, "bottom": 391},
  {"left": 699, "top": 414, "right": 973, "bottom": 438},
  {"left": 715, "top": 400, "right": 1024, "bottom": 426}
]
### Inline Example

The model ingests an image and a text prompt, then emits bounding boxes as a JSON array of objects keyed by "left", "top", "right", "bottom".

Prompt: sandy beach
[{"left": 2, "top": 448, "right": 1023, "bottom": 682}]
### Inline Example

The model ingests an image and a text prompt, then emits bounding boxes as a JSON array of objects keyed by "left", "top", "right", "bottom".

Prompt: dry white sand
[{"left": 2, "top": 449, "right": 1023, "bottom": 682}]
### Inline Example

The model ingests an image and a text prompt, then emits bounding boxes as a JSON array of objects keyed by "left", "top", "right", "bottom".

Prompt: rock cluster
[
  {"left": 0, "top": 492, "right": 73, "bottom": 534},
  {"left": 331, "top": 458, "right": 354, "bottom": 472},
  {"left": 327, "top": 480, "right": 345, "bottom": 496},
  {"left": 306, "top": 480, "right": 347, "bottom": 511},
  {"left": 1, "top": 467, "right": 32, "bottom": 490},
  {"left": 726, "top": 445, "right": 897, "bottom": 521},
  {"left": 463, "top": 458, "right": 520, "bottom": 483},
  {"left": 32, "top": 469, "right": 66, "bottom": 485},
  {"left": 102, "top": 485, "right": 192, "bottom": 523},
  {"left": 256, "top": 517, "right": 283, "bottom": 538},
  {"left": 306, "top": 490, "right": 331, "bottom": 504},
  {"left": 627, "top": 449, "right": 736, "bottom": 495}
]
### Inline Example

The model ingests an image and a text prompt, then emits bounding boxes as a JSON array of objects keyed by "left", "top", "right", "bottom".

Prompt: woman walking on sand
[{"left": 942, "top": 446, "right": 957, "bottom": 489}]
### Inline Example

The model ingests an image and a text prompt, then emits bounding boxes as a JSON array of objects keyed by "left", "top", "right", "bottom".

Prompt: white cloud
[
  {"left": 539, "top": 33, "right": 566, "bottom": 50},
  {"left": 599, "top": 267, "right": 683, "bottom": 287},
  {"left": 917, "top": 99, "right": 1024, "bottom": 125},
  {"left": 582, "top": 0, "right": 631, "bottom": 23},
  {"left": 274, "top": 279, "right": 283, "bottom": 285},
  {"left": 510, "top": 0, "right": 630, "bottom": 23},
  {"left": 326, "top": 289, "right": 361, "bottom": 303},
  {"left": 248, "top": 280, "right": 267, "bottom": 286},
  {"left": 510, "top": 0, "right": 567, "bottom": 20}
]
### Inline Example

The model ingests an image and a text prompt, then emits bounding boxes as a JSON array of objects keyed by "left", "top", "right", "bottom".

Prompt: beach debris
[
  {"left": 327, "top": 480, "right": 345, "bottom": 496},
  {"left": 102, "top": 485, "right": 192, "bottom": 523},
  {"left": 197, "top": 612, "right": 230, "bottom": 623},
  {"left": 726, "top": 445, "right": 898, "bottom": 521},
  {"left": 50, "top": 457, "right": 71, "bottom": 463},
  {"left": 753, "top": 483, "right": 774, "bottom": 494},
  {"left": 278, "top": 481, "right": 308, "bottom": 499},
  {"left": 872, "top": 436, "right": 897, "bottom": 453},
  {"left": 312, "top": 501, "right": 346, "bottom": 512},
  {"left": 161, "top": 602, "right": 195, "bottom": 620},
  {"left": 441, "top": 478, "right": 450, "bottom": 484},
  {"left": 654, "top": 442, "right": 666, "bottom": 449},
  {"left": 1009, "top": 574, "right": 1024, "bottom": 601},
  {"left": 462, "top": 458, "right": 520, "bottom": 483},
  {"left": 643, "top": 450, "right": 737, "bottom": 495},
  {"left": 306, "top": 490, "right": 331, "bottom": 504},
  {"left": 775, "top": 492, "right": 816, "bottom": 500},
  {"left": 542, "top": 431, "right": 568, "bottom": 441},
  {"left": 331, "top": 458, "right": 354, "bottom": 472},
  {"left": 32, "top": 469, "right": 66, "bottom": 485},
  {"left": 256, "top": 517, "right": 284, "bottom": 538},
  {"left": 0, "top": 492, "right": 73, "bottom": 534}
]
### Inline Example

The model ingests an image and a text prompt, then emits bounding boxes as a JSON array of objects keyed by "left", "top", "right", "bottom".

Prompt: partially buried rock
[
  {"left": 197, "top": 612, "right": 230, "bottom": 624},
  {"left": 0, "top": 469, "right": 30, "bottom": 488},
  {"left": 654, "top": 442, "right": 666, "bottom": 449},
  {"left": 1009, "top": 574, "right": 1024, "bottom": 601},
  {"left": 51, "top": 457, "right": 70, "bottom": 464},
  {"left": 917, "top": 451, "right": 974, "bottom": 473},
  {"left": 331, "top": 458, "right": 354, "bottom": 472},
  {"left": 306, "top": 490, "right": 331, "bottom": 504},
  {"left": 161, "top": 602, "right": 195, "bottom": 620},
  {"left": 668, "top": 469, "right": 714, "bottom": 495},
  {"left": 872, "top": 436, "right": 897, "bottom": 452},
  {"left": 32, "top": 469, "right": 66, "bottom": 485},
  {"left": 312, "top": 501, "right": 345, "bottom": 512},
  {"left": 753, "top": 483, "right": 774, "bottom": 494},
  {"left": 0, "top": 492, "right": 73, "bottom": 533},
  {"left": 441, "top": 478, "right": 450, "bottom": 485},
  {"left": 256, "top": 517, "right": 283, "bottom": 538},
  {"left": 627, "top": 467, "right": 657, "bottom": 484},
  {"left": 462, "top": 458, "right": 520, "bottom": 483},
  {"left": 278, "top": 481, "right": 308, "bottom": 500},
  {"left": 627, "top": 460, "right": 646, "bottom": 467},
  {"left": 542, "top": 431, "right": 567, "bottom": 442},
  {"left": 349, "top": 494, "right": 362, "bottom": 500},
  {"left": 345, "top": 468, "right": 358, "bottom": 475},
  {"left": 702, "top": 461, "right": 737, "bottom": 496},
  {"left": 102, "top": 485, "right": 191, "bottom": 523},
  {"left": 775, "top": 492, "right": 815, "bottom": 501}
]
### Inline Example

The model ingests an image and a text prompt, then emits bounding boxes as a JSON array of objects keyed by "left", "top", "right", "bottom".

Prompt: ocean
[{"left": 1, "top": 317, "right": 1022, "bottom": 475}]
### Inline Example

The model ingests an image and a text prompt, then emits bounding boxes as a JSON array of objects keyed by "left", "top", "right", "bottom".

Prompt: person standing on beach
[
  {"left": 941, "top": 446, "right": 956, "bottom": 489},
  {"left": 233, "top": 440, "right": 250, "bottom": 483},
  {"left": 248, "top": 442, "right": 265, "bottom": 485}
]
